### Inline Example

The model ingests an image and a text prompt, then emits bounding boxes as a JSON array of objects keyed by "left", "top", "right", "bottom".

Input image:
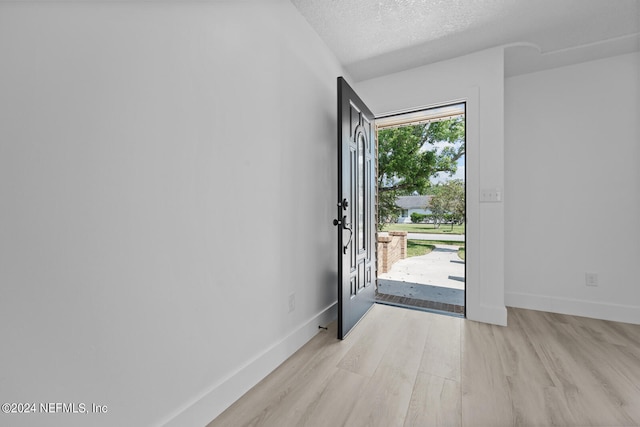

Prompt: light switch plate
[{"left": 480, "top": 188, "right": 503, "bottom": 202}]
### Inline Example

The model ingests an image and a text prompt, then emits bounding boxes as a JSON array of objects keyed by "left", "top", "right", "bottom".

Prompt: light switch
[{"left": 480, "top": 188, "right": 503, "bottom": 203}]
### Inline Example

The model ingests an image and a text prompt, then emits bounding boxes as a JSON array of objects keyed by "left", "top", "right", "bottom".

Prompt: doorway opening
[{"left": 374, "top": 103, "right": 466, "bottom": 317}]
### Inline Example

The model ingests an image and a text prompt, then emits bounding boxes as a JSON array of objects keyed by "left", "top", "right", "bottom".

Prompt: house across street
[{"left": 395, "top": 195, "right": 432, "bottom": 223}]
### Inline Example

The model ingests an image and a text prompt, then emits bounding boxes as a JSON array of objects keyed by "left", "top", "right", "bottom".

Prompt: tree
[
  {"left": 428, "top": 193, "right": 447, "bottom": 229},
  {"left": 426, "top": 118, "right": 466, "bottom": 173},
  {"left": 428, "top": 180, "right": 465, "bottom": 230},
  {"left": 377, "top": 117, "right": 464, "bottom": 229}
]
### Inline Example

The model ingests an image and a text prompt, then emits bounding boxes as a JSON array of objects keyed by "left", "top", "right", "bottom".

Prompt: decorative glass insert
[{"left": 358, "top": 132, "right": 365, "bottom": 251}]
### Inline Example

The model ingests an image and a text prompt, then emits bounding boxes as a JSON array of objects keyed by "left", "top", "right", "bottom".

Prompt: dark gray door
[{"left": 335, "top": 77, "right": 376, "bottom": 340}]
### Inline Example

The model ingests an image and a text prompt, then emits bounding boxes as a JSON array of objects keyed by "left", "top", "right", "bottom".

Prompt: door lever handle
[
  {"left": 333, "top": 216, "right": 352, "bottom": 254},
  {"left": 342, "top": 217, "right": 353, "bottom": 254}
]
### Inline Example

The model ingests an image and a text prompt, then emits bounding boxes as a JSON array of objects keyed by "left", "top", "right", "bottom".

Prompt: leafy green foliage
[
  {"left": 410, "top": 212, "right": 427, "bottom": 223},
  {"left": 378, "top": 124, "right": 436, "bottom": 195},
  {"left": 428, "top": 119, "right": 466, "bottom": 174},
  {"left": 428, "top": 179, "right": 465, "bottom": 229},
  {"left": 378, "top": 191, "right": 400, "bottom": 230},
  {"left": 377, "top": 117, "right": 465, "bottom": 229}
]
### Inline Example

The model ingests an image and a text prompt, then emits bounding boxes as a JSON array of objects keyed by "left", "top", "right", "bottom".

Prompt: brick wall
[{"left": 377, "top": 231, "right": 407, "bottom": 273}]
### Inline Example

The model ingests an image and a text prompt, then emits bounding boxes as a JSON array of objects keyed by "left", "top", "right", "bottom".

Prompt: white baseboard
[
  {"left": 466, "top": 303, "right": 508, "bottom": 326},
  {"left": 161, "top": 303, "right": 338, "bottom": 427},
  {"left": 505, "top": 292, "right": 640, "bottom": 325}
]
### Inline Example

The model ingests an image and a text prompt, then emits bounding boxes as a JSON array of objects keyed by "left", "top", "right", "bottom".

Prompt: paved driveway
[{"left": 407, "top": 233, "right": 465, "bottom": 242}]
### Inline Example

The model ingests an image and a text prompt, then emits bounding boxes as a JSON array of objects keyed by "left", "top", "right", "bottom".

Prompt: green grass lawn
[
  {"left": 406, "top": 239, "right": 465, "bottom": 260},
  {"left": 407, "top": 240, "right": 435, "bottom": 257},
  {"left": 384, "top": 223, "right": 465, "bottom": 235}
]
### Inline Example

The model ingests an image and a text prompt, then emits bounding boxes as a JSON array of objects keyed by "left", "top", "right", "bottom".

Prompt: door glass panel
[{"left": 358, "top": 132, "right": 365, "bottom": 250}]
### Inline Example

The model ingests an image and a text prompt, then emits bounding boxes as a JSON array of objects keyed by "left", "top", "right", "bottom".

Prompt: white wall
[
  {"left": 0, "top": 1, "right": 342, "bottom": 426},
  {"left": 356, "top": 48, "right": 508, "bottom": 325},
  {"left": 505, "top": 52, "right": 640, "bottom": 324}
]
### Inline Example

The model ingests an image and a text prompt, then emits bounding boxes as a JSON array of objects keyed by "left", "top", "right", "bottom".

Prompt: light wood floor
[{"left": 208, "top": 304, "right": 640, "bottom": 427}]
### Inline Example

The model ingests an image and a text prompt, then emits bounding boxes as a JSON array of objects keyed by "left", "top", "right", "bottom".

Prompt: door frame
[
  {"left": 367, "top": 86, "right": 480, "bottom": 322},
  {"left": 374, "top": 102, "right": 467, "bottom": 316}
]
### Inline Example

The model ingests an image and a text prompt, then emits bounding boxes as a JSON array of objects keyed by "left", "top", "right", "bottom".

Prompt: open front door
[{"left": 335, "top": 77, "right": 376, "bottom": 340}]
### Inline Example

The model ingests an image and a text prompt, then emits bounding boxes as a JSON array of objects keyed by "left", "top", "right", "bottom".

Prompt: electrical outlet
[
  {"left": 288, "top": 293, "right": 296, "bottom": 313},
  {"left": 585, "top": 273, "right": 598, "bottom": 287}
]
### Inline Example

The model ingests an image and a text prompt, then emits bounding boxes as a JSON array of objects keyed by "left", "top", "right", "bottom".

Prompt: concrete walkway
[
  {"left": 377, "top": 243, "right": 465, "bottom": 313},
  {"left": 379, "top": 244, "right": 465, "bottom": 290}
]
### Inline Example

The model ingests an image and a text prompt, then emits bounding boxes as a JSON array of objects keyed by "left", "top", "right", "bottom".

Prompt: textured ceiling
[{"left": 290, "top": 0, "right": 640, "bottom": 81}]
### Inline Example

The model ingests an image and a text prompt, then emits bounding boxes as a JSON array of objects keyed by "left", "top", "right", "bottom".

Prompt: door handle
[
  {"left": 342, "top": 216, "right": 353, "bottom": 254},
  {"left": 333, "top": 215, "right": 353, "bottom": 254},
  {"left": 334, "top": 198, "right": 352, "bottom": 254}
]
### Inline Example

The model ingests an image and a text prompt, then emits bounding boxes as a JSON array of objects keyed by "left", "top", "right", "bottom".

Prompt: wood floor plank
[
  {"left": 461, "top": 320, "right": 513, "bottom": 427},
  {"left": 511, "top": 309, "right": 604, "bottom": 426},
  {"left": 541, "top": 385, "right": 592, "bottom": 427},
  {"left": 489, "top": 308, "right": 557, "bottom": 426},
  {"left": 208, "top": 322, "right": 349, "bottom": 427},
  {"left": 343, "top": 309, "right": 430, "bottom": 427},
  {"left": 404, "top": 372, "right": 461, "bottom": 427},
  {"left": 248, "top": 310, "right": 390, "bottom": 427},
  {"left": 564, "top": 313, "right": 640, "bottom": 389},
  {"left": 208, "top": 305, "right": 640, "bottom": 427},
  {"left": 514, "top": 308, "right": 638, "bottom": 426},
  {"left": 492, "top": 308, "right": 554, "bottom": 387},
  {"left": 550, "top": 314, "right": 640, "bottom": 423},
  {"left": 418, "top": 312, "right": 461, "bottom": 381},
  {"left": 301, "top": 368, "right": 369, "bottom": 427},
  {"left": 337, "top": 304, "right": 407, "bottom": 377}
]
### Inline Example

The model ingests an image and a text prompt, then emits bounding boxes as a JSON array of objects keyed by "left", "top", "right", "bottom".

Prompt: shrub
[{"left": 410, "top": 212, "right": 427, "bottom": 223}]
